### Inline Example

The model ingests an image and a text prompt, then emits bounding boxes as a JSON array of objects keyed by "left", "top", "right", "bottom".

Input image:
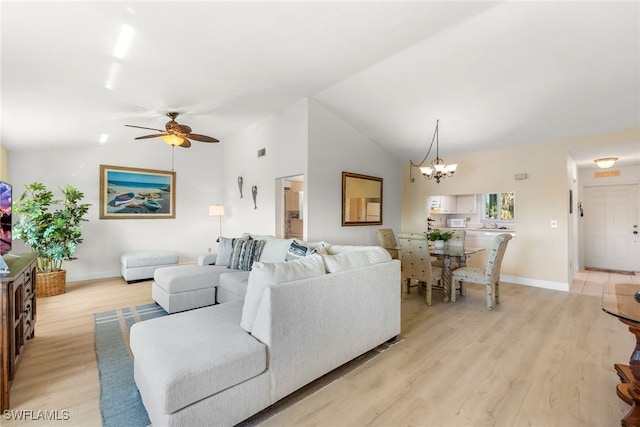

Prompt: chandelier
[{"left": 410, "top": 119, "right": 457, "bottom": 184}]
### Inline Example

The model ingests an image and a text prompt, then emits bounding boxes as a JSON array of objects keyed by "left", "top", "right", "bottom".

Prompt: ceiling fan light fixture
[
  {"left": 594, "top": 157, "right": 618, "bottom": 169},
  {"left": 161, "top": 134, "right": 184, "bottom": 146}
]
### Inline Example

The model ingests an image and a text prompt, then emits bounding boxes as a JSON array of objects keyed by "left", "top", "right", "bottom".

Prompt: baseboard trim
[{"left": 500, "top": 274, "right": 569, "bottom": 292}]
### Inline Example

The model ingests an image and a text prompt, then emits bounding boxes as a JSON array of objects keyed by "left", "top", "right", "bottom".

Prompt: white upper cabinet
[
  {"left": 455, "top": 194, "right": 477, "bottom": 214},
  {"left": 429, "top": 195, "right": 457, "bottom": 213}
]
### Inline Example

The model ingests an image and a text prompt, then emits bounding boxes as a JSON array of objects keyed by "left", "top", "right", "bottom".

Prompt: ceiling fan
[{"left": 125, "top": 112, "right": 219, "bottom": 148}]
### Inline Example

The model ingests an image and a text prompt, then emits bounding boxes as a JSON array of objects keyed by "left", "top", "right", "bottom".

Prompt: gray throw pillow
[{"left": 217, "top": 236, "right": 240, "bottom": 266}]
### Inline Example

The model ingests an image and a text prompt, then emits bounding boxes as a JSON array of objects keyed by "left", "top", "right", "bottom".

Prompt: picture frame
[
  {"left": 99, "top": 165, "right": 176, "bottom": 219},
  {"left": 341, "top": 171, "right": 383, "bottom": 226}
]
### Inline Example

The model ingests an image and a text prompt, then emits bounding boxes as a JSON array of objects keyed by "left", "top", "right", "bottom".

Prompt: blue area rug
[{"left": 94, "top": 303, "right": 167, "bottom": 427}]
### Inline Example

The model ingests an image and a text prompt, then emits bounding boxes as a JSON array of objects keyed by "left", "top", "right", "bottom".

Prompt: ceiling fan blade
[
  {"left": 134, "top": 134, "right": 166, "bottom": 140},
  {"left": 188, "top": 133, "right": 219, "bottom": 143},
  {"left": 125, "top": 124, "right": 165, "bottom": 132},
  {"left": 179, "top": 138, "right": 192, "bottom": 148}
]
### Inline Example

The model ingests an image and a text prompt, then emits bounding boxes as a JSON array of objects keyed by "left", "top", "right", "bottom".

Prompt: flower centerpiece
[{"left": 427, "top": 229, "right": 454, "bottom": 248}]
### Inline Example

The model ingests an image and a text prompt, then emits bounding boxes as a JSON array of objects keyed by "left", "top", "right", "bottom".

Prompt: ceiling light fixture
[
  {"left": 161, "top": 134, "right": 184, "bottom": 146},
  {"left": 594, "top": 157, "right": 618, "bottom": 169},
  {"left": 410, "top": 119, "right": 457, "bottom": 184}
]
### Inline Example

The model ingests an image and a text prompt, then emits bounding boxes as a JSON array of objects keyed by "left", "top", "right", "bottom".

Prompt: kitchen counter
[{"left": 440, "top": 227, "right": 516, "bottom": 237}]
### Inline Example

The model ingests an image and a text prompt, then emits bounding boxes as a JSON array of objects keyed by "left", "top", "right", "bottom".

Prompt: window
[{"left": 483, "top": 192, "right": 515, "bottom": 221}]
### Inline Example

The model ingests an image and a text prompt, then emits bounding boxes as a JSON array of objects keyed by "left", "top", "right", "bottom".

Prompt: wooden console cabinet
[{"left": 1, "top": 253, "right": 37, "bottom": 411}]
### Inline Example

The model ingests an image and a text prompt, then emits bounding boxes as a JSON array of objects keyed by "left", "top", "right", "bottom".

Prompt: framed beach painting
[{"left": 99, "top": 165, "right": 176, "bottom": 219}]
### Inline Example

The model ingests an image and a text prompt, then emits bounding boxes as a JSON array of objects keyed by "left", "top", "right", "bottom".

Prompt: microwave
[{"left": 446, "top": 218, "right": 467, "bottom": 228}]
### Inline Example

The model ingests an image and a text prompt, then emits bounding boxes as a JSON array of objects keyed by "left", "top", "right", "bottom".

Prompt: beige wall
[
  {"left": 402, "top": 127, "right": 640, "bottom": 290},
  {"left": 0, "top": 144, "right": 7, "bottom": 181}
]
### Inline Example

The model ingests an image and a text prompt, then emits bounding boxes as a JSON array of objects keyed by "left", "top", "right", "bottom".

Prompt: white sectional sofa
[{"left": 130, "top": 237, "right": 401, "bottom": 427}]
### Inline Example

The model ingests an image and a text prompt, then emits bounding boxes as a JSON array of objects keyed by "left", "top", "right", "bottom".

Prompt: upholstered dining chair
[
  {"left": 451, "top": 233, "right": 513, "bottom": 310},
  {"left": 377, "top": 228, "right": 399, "bottom": 259},
  {"left": 398, "top": 233, "right": 443, "bottom": 305}
]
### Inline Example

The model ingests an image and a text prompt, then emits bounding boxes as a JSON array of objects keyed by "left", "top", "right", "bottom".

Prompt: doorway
[
  {"left": 275, "top": 175, "right": 304, "bottom": 240},
  {"left": 583, "top": 184, "right": 640, "bottom": 272}
]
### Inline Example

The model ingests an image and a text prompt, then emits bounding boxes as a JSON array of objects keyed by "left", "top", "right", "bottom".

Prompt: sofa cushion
[
  {"left": 259, "top": 237, "right": 294, "bottom": 263},
  {"left": 321, "top": 247, "right": 391, "bottom": 273},
  {"left": 130, "top": 300, "right": 266, "bottom": 414},
  {"left": 229, "top": 238, "right": 266, "bottom": 271},
  {"left": 240, "top": 254, "right": 326, "bottom": 332},
  {"left": 154, "top": 265, "right": 228, "bottom": 293},
  {"left": 218, "top": 271, "right": 251, "bottom": 301}
]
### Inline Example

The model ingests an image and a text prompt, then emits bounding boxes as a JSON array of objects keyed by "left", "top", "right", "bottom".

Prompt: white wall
[
  {"left": 221, "top": 98, "right": 309, "bottom": 238},
  {"left": 307, "top": 99, "right": 402, "bottom": 245},
  {"left": 8, "top": 141, "right": 224, "bottom": 281}
]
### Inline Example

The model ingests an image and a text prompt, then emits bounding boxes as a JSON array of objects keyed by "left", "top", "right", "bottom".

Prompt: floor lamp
[{"left": 209, "top": 204, "right": 224, "bottom": 239}]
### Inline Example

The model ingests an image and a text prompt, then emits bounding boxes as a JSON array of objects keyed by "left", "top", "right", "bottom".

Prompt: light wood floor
[{"left": 4, "top": 271, "right": 638, "bottom": 426}]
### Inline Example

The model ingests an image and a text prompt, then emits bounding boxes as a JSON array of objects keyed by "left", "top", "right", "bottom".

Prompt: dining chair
[
  {"left": 451, "top": 233, "right": 513, "bottom": 310},
  {"left": 398, "top": 233, "right": 443, "bottom": 305},
  {"left": 377, "top": 228, "right": 399, "bottom": 259}
]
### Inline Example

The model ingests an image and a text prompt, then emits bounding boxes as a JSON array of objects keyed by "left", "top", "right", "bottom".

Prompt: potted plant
[
  {"left": 427, "top": 229, "right": 454, "bottom": 249},
  {"left": 12, "top": 182, "right": 91, "bottom": 297}
]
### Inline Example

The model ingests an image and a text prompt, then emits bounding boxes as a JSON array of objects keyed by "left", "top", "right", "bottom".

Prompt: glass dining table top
[
  {"left": 602, "top": 282, "right": 640, "bottom": 324},
  {"left": 429, "top": 246, "right": 485, "bottom": 257}
]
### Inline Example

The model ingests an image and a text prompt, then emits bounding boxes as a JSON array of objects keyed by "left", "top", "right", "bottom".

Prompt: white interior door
[{"left": 583, "top": 184, "right": 640, "bottom": 272}]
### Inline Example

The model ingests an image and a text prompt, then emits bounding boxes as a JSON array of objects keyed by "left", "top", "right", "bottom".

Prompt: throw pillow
[
  {"left": 285, "top": 240, "right": 308, "bottom": 261},
  {"left": 310, "top": 243, "right": 328, "bottom": 255},
  {"left": 240, "top": 254, "right": 326, "bottom": 333},
  {"left": 216, "top": 236, "right": 239, "bottom": 266},
  {"left": 229, "top": 238, "right": 266, "bottom": 271}
]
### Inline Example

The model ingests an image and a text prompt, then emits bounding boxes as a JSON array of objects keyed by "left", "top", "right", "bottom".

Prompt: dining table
[
  {"left": 602, "top": 282, "right": 640, "bottom": 427},
  {"left": 429, "top": 245, "right": 485, "bottom": 303}
]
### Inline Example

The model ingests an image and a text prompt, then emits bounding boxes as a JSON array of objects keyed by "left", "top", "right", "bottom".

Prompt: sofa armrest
[{"left": 197, "top": 253, "right": 217, "bottom": 266}]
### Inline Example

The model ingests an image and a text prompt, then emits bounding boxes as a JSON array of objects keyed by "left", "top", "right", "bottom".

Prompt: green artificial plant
[
  {"left": 12, "top": 182, "right": 91, "bottom": 273},
  {"left": 427, "top": 229, "right": 454, "bottom": 242}
]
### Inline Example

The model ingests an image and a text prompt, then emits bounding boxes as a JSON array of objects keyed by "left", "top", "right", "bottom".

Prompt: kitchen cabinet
[
  {"left": 456, "top": 194, "right": 477, "bottom": 214},
  {"left": 429, "top": 195, "right": 456, "bottom": 214}
]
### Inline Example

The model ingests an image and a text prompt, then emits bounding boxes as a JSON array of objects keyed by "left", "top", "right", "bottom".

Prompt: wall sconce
[
  {"left": 252, "top": 186, "right": 258, "bottom": 209},
  {"left": 237, "top": 176, "right": 243, "bottom": 198}
]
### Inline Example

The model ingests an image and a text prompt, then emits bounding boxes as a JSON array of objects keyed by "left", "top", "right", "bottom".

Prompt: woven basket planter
[{"left": 37, "top": 270, "right": 66, "bottom": 297}]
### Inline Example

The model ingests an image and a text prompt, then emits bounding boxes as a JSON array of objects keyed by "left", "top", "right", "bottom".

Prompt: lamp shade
[{"left": 209, "top": 205, "right": 224, "bottom": 216}]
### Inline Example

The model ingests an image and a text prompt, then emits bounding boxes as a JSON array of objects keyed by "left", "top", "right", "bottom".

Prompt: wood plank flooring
[{"left": 3, "top": 271, "right": 638, "bottom": 426}]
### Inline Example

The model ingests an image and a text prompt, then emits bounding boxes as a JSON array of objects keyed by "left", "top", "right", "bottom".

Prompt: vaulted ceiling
[{"left": 1, "top": 1, "right": 639, "bottom": 168}]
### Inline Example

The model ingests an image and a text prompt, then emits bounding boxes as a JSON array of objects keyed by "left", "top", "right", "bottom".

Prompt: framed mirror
[{"left": 342, "top": 172, "right": 383, "bottom": 226}]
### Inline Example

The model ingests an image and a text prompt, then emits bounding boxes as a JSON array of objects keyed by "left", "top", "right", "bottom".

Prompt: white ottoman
[
  {"left": 152, "top": 265, "right": 227, "bottom": 313},
  {"left": 121, "top": 251, "right": 180, "bottom": 283}
]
